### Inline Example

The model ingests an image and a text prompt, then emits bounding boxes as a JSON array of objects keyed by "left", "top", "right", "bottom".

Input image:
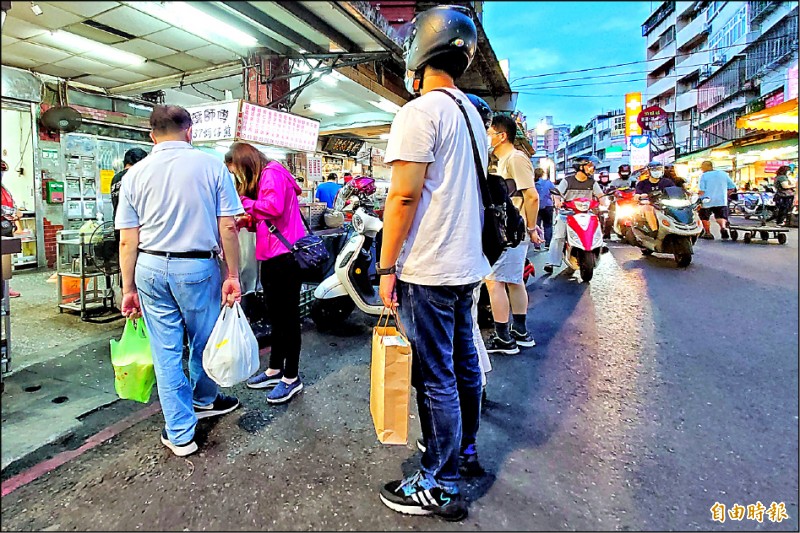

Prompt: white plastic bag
[{"left": 202, "top": 302, "right": 259, "bottom": 387}]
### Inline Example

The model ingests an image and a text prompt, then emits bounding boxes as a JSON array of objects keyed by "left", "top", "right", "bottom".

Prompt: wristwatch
[
  {"left": 527, "top": 227, "right": 537, "bottom": 233},
  {"left": 376, "top": 265, "right": 396, "bottom": 276}
]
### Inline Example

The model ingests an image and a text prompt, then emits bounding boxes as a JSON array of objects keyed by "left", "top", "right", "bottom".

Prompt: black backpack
[{"left": 434, "top": 89, "right": 526, "bottom": 265}]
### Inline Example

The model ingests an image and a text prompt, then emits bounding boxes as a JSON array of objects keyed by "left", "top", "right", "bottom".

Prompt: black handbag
[
  {"left": 434, "top": 89, "right": 526, "bottom": 265},
  {"left": 268, "top": 212, "right": 330, "bottom": 280},
  {"left": 1, "top": 218, "right": 14, "bottom": 238}
]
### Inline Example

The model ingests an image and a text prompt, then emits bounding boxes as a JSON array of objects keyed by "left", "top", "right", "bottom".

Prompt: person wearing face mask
[
  {"left": 597, "top": 170, "right": 612, "bottom": 193},
  {"left": 634, "top": 161, "right": 676, "bottom": 232},
  {"left": 544, "top": 155, "right": 606, "bottom": 274}
]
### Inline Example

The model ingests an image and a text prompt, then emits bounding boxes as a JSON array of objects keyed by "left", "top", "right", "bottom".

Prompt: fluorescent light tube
[
  {"left": 369, "top": 98, "right": 401, "bottom": 114},
  {"left": 130, "top": 1, "right": 258, "bottom": 47},
  {"left": 49, "top": 31, "right": 146, "bottom": 65}
]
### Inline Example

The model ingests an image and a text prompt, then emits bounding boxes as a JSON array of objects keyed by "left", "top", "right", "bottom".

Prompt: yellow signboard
[
  {"left": 625, "top": 92, "right": 643, "bottom": 140},
  {"left": 99, "top": 169, "right": 115, "bottom": 194}
]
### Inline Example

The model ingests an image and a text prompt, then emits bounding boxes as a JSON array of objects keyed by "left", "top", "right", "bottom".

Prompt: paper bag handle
[{"left": 377, "top": 306, "right": 409, "bottom": 340}]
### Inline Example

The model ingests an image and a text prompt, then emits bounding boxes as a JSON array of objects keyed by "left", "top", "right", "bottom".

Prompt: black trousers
[
  {"left": 538, "top": 206, "right": 554, "bottom": 245},
  {"left": 261, "top": 253, "right": 302, "bottom": 379},
  {"left": 774, "top": 195, "right": 794, "bottom": 225}
]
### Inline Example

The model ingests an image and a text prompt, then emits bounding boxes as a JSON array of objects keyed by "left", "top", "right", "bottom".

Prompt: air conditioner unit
[
  {"left": 699, "top": 66, "right": 711, "bottom": 79},
  {"left": 712, "top": 53, "right": 726, "bottom": 66},
  {"left": 702, "top": 22, "right": 712, "bottom": 34}
]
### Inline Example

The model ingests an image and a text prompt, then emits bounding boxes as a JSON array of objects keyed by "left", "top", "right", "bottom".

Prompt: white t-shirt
[{"left": 384, "top": 88, "right": 491, "bottom": 286}]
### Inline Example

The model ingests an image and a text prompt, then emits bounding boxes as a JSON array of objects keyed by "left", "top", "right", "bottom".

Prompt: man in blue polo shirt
[
  {"left": 116, "top": 105, "right": 244, "bottom": 457},
  {"left": 315, "top": 173, "right": 343, "bottom": 208}
]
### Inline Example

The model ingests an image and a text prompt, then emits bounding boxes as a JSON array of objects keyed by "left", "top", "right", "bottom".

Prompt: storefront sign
[
  {"left": 764, "top": 160, "right": 792, "bottom": 173},
  {"left": 186, "top": 101, "right": 239, "bottom": 142},
  {"left": 629, "top": 135, "right": 651, "bottom": 170},
  {"left": 71, "top": 105, "right": 151, "bottom": 129},
  {"left": 606, "top": 146, "right": 624, "bottom": 160},
  {"left": 637, "top": 105, "right": 668, "bottom": 131},
  {"left": 307, "top": 155, "right": 323, "bottom": 182},
  {"left": 323, "top": 136, "right": 364, "bottom": 157},
  {"left": 765, "top": 91, "right": 785, "bottom": 109},
  {"left": 786, "top": 60, "right": 798, "bottom": 101},
  {"left": 239, "top": 102, "right": 319, "bottom": 153},
  {"left": 625, "top": 92, "right": 643, "bottom": 140}
]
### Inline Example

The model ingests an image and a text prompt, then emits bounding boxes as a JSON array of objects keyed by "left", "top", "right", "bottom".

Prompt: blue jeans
[
  {"left": 396, "top": 281, "right": 483, "bottom": 490},
  {"left": 135, "top": 254, "right": 222, "bottom": 445}
]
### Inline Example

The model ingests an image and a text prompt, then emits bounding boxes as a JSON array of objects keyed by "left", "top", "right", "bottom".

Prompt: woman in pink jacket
[{"left": 226, "top": 142, "right": 305, "bottom": 404}]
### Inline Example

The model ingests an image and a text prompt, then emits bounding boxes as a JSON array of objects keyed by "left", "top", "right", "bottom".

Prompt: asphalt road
[{"left": 2, "top": 229, "right": 797, "bottom": 531}]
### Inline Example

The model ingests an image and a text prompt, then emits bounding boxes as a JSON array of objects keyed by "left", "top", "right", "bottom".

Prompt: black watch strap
[{"left": 376, "top": 265, "right": 396, "bottom": 276}]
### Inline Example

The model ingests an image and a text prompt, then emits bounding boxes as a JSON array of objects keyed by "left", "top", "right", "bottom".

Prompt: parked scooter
[
  {"left": 551, "top": 189, "right": 606, "bottom": 282},
  {"left": 630, "top": 186, "right": 704, "bottom": 267},
  {"left": 311, "top": 177, "right": 383, "bottom": 329}
]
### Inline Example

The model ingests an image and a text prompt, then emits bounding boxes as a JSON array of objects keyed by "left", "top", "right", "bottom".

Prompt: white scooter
[
  {"left": 311, "top": 178, "right": 384, "bottom": 329},
  {"left": 630, "top": 186, "right": 704, "bottom": 267}
]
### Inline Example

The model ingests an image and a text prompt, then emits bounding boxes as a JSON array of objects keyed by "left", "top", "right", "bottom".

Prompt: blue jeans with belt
[
  {"left": 396, "top": 280, "right": 483, "bottom": 491},
  {"left": 135, "top": 253, "right": 221, "bottom": 445}
]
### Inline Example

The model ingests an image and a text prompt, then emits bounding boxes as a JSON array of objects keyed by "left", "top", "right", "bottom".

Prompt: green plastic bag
[{"left": 110, "top": 319, "right": 156, "bottom": 403}]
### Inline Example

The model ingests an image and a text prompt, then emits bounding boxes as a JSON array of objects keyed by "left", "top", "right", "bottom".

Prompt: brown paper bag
[{"left": 370, "top": 308, "right": 413, "bottom": 445}]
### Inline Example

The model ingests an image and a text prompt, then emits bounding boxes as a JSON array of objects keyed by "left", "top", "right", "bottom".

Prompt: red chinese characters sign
[
  {"left": 637, "top": 105, "right": 668, "bottom": 131},
  {"left": 238, "top": 102, "right": 320, "bottom": 153}
]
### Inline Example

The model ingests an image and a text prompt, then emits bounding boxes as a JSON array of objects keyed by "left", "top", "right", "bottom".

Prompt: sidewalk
[{"left": 2, "top": 268, "right": 127, "bottom": 473}]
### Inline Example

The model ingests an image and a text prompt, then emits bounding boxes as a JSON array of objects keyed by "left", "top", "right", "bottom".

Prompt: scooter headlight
[
  {"left": 574, "top": 200, "right": 591, "bottom": 212},
  {"left": 616, "top": 205, "right": 636, "bottom": 218},
  {"left": 661, "top": 198, "right": 692, "bottom": 207}
]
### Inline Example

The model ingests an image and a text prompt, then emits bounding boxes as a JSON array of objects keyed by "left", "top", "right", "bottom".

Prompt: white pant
[
  {"left": 472, "top": 284, "right": 490, "bottom": 386},
  {"left": 547, "top": 213, "right": 568, "bottom": 267}
]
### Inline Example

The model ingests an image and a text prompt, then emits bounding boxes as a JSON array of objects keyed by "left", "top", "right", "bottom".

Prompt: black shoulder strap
[{"left": 431, "top": 88, "right": 493, "bottom": 209}]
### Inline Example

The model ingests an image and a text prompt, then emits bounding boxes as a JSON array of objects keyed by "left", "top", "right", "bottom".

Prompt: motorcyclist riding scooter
[
  {"left": 544, "top": 154, "right": 607, "bottom": 275},
  {"left": 634, "top": 161, "right": 676, "bottom": 233}
]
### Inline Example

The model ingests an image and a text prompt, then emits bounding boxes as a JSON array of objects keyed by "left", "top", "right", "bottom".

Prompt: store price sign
[
  {"left": 307, "top": 156, "right": 323, "bottom": 182},
  {"left": 239, "top": 102, "right": 320, "bottom": 153},
  {"left": 186, "top": 101, "right": 239, "bottom": 142},
  {"left": 637, "top": 105, "right": 668, "bottom": 131}
]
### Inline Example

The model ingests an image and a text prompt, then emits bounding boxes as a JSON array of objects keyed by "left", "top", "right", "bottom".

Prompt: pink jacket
[{"left": 240, "top": 161, "right": 305, "bottom": 261}]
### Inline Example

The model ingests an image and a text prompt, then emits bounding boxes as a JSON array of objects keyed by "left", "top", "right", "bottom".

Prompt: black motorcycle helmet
[
  {"left": 618, "top": 163, "right": 631, "bottom": 178},
  {"left": 573, "top": 154, "right": 601, "bottom": 174},
  {"left": 401, "top": 5, "right": 477, "bottom": 95},
  {"left": 466, "top": 93, "right": 493, "bottom": 129}
]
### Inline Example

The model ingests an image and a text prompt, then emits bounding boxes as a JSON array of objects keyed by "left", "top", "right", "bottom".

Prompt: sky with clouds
[{"left": 483, "top": 1, "right": 655, "bottom": 130}]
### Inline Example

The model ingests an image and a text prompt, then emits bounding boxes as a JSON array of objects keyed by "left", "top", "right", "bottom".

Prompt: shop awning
[{"left": 736, "top": 98, "right": 799, "bottom": 132}]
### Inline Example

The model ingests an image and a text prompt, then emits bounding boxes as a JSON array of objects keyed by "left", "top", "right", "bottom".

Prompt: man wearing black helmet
[
  {"left": 610, "top": 163, "right": 634, "bottom": 190},
  {"left": 544, "top": 154, "right": 606, "bottom": 273},
  {"left": 377, "top": 5, "right": 486, "bottom": 521}
]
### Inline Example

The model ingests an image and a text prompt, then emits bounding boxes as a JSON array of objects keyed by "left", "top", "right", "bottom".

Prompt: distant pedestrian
[
  {"left": 231, "top": 142, "right": 307, "bottom": 404},
  {"left": 116, "top": 105, "right": 243, "bottom": 458},
  {"left": 771, "top": 165, "right": 795, "bottom": 226},
  {"left": 377, "top": 5, "right": 487, "bottom": 521},
  {"left": 697, "top": 160, "right": 735, "bottom": 240},
  {"left": 535, "top": 168, "right": 556, "bottom": 250},
  {"left": 315, "top": 172, "right": 343, "bottom": 208},
  {"left": 1, "top": 159, "right": 21, "bottom": 298},
  {"left": 110, "top": 148, "right": 148, "bottom": 226}
]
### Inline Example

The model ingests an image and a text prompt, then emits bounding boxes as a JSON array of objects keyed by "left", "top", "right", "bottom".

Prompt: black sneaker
[
  {"left": 459, "top": 444, "right": 486, "bottom": 477},
  {"left": 720, "top": 228, "right": 730, "bottom": 240},
  {"left": 194, "top": 394, "right": 240, "bottom": 420},
  {"left": 510, "top": 327, "right": 536, "bottom": 348},
  {"left": 160, "top": 429, "right": 198, "bottom": 457},
  {"left": 379, "top": 471, "right": 468, "bottom": 521},
  {"left": 485, "top": 334, "right": 520, "bottom": 355},
  {"left": 700, "top": 232, "right": 715, "bottom": 240},
  {"left": 543, "top": 264, "right": 554, "bottom": 274}
]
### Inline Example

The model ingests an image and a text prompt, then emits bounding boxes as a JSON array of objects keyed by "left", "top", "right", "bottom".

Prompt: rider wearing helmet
[
  {"left": 466, "top": 93, "right": 493, "bottom": 129},
  {"left": 635, "top": 161, "right": 677, "bottom": 232},
  {"left": 544, "top": 154, "right": 606, "bottom": 273},
  {"left": 378, "top": 5, "right": 485, "bottom": 521},
  {"left": 597, "top": 170, "right": 612, "bottom": 193},
  {"left": 610, "top": 163, "right": 633, "bottom": 190}
]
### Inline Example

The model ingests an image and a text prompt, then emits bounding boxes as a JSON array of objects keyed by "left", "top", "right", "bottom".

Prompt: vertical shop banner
[
  {"left": 625, "top": 92, "right": 643, "bottom": 143},
  {"left": 629, "top": 135, "right": 651, "bottom": 170},
  {"left": 99, "top": 169, "right": 115, "bottom": 195},
  {"left": 238, "top": 102, "right": 320, "bottom": 153},
  {"left": 785, "top": 60, "right": 798, "bottom": 101},
  {"left": 307, "top": 156, "right": 323, "bottom": 182},
  {"left": 186, "top": 101, "right": 240, "bottom": 142}
]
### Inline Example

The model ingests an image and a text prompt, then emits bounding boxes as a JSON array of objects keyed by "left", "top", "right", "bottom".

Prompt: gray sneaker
[{"left": 510, "top": 328, "right": 536, "bottom": 348}]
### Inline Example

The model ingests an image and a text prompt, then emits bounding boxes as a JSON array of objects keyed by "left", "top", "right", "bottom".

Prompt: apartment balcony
[
  {"left": 697, "top": 57, "right": 755, "bottom": 113},
  {"left": 674, "top": 122, "right": 692, "bottom": 148},
  {"left": 676, "top": 48, "right": 710, "bottom": 80},
  {"left": 676, "top": 1, "right": 698, "bottom": 18},
  {"left": 749, "top": 0, "right": 781, "bottom": 25},
  {"left": 647, "top": 75, "right": 677, "bottom": 101},
  {"left": 744, "top": 9, "right": 799, "bottom": 81},
  {"left": 648, "top": 40, "right": 677, "bottom": 75},
  {"left": 676, "top": 89, "right": 698, "bottom": 112},
  {"left": 676, "top": 14, "right": 711, "bottom": 51}
]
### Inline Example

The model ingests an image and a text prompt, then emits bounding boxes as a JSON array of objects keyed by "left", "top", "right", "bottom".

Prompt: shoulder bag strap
[{"left": 431, "top": 88, "right": 493, "bottom": 209}]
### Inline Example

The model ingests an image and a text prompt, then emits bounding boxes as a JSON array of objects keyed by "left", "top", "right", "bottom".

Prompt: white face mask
[
  {"left": 487, "top": 135, "right": 494, "bottom": 151},
  {"left": 651, "top": 170, "right": 663, "bottom": 179}
]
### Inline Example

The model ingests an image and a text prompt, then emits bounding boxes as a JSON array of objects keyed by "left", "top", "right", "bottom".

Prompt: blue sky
[{"left": 483, "top": 1, "right": 654, "bottom": 129}]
